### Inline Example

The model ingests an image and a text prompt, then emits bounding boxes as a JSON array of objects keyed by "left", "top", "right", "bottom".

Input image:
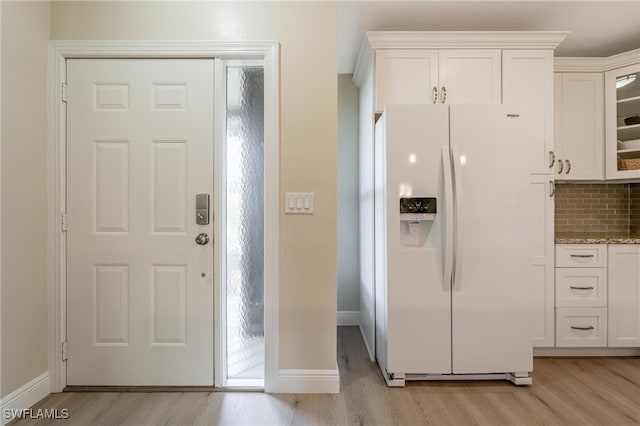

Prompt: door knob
[{"left": 195, "top": 233, "right": 209, "bottom": 246}]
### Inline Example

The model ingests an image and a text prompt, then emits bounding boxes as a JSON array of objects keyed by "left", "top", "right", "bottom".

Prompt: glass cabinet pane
[{"left": 615, "top": 71, "right": 640, "bottom": 172}]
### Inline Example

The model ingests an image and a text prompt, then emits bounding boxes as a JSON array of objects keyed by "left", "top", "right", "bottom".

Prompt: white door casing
[
  {"left": 66, "top": 59, "right": 214, "bottom": 385},
  {"left": 48, "top": 42, "right": 279, "bottom": 393}
]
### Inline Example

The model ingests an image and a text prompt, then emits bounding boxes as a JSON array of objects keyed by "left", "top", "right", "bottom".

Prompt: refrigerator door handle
[
  {"left": 441, "top": 146, "right": 454, "bottom": 291},
  {"left": 451, "top": 145, "right": 464, "bottom": 292}
]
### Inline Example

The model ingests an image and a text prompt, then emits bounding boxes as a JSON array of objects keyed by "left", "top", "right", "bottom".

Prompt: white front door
[{"left": 66, "top": 59, "right": 214, "bottom": 385}]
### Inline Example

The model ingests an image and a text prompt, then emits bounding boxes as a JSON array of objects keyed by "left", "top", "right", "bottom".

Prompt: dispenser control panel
[{"left": 400, "top": 197, "right": 436, "bottom": 214}]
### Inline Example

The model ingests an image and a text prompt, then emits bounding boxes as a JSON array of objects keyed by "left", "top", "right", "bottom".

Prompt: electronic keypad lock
[{"left": 196, "top": 193, "right": 210, "bottom": 225}]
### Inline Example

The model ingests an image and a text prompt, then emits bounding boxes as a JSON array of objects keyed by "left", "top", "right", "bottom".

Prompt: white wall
[
  {"left": 1, "top": 0, "right": 51, "bottom": 397},
  {"left": 337, "top": 75, "right": 360, "bottom": 314},
  {"left": 50, "top": 1, "right": 338, "bottom": 371}
]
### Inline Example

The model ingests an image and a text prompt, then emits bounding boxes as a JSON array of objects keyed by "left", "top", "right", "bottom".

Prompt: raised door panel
[
  {"left": 438, "top": 50, "right": 501, "bottom": 105},
  {"left": 608, "top": 245, "right": 640, "bottom": 347},
  {"left": 530, "top": 176, "right": 555, "bottom": 347},
  {"left": 556, "top": 73, "right": 604, "bottom": 180},
  {"left": 375, "top": 49, "right": 438, "bottom": 111},
  {"left": 502, "top": 50, "right": 554, "bottom": 175}
]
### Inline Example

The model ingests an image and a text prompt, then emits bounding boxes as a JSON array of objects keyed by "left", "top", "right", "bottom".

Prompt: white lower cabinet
[
  {"left": 608, "top": 245, "right": 640, "bottom": 347},
  {"left": 555, "top": 244, "right": 640, "bottom": 349},
  {"left": 555, "top": 268, "right": 607, "bottom": 308},
  {"left": 555, "top": 245, "right": 608, "bottom": 347},
  {"left": 532, "top": 177, "right": 555, "bottom": 347},
  {"left": 556, "top": 308, "right": 608, "bottom": 347}
]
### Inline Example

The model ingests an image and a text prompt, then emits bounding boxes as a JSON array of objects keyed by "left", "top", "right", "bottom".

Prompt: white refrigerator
[{"left": 374, "top": 104, "right": 533, "bottom": 386}]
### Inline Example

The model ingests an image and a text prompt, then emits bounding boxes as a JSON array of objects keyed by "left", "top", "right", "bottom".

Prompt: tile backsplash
[
  {"left": 555, "top": 183, "right": 632, "bottom": 234},
  {"left": 631, "top": 184, "right": 640, "bottom": 234}
]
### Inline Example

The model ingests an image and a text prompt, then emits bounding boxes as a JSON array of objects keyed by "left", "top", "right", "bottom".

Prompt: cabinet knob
[
  {"left": 565, "top": 159, "right": 571, "bottom": 174},
  {"left": 440, "top": 86, "right": 447, "bottom": 103},
  {"left": 558, "top": 159, "right": 564, "bottom": 174},
  {"left": 432, "top": 87, "right": 438, "bottom": 104},
  {"left": 548, "top": 151, "right": 555, "bottom": 168}
]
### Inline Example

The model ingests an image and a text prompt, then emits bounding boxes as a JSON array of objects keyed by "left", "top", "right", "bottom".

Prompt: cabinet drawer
[
  {"left": 556, "top": 244, "right": 607, "bottom": 268},
  {"left": 556, "top": 308, "right": 607, "bottom": 347},
  {"left": 555, "top": 268, "right": 607, "bottom": 308}
]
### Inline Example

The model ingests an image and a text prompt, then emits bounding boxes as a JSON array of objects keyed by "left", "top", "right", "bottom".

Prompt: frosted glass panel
[{"left": 226, "top": 65, "right": 265, "bottom": 380}]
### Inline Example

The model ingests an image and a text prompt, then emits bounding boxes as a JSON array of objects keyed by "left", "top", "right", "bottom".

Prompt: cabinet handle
[
  {"left": 440, "top": 86, "right": 447, "bottom": 103},
  {"left": 570, "top": 326, "right": 595, "bottom": 331},
  {"left": 432, "top": 87, "right": 438, "bottom": 104},
  {"left": 565, "top": 159, "right": 571, "bottom": 174},
  {"left": 548, "top": 151, "right": 556, "bottom": 168},
  {"left": 549, "top": 180, "right": 555, "bottom": 197},
  {"left": 569, "top": 286, "right": 594, "bottom": 290},
  {"left": 558, "top": 159, "right": 564, "bottom": 174},
  {"left": 570, "top": 254, "right": 594, "bottom": 258}
]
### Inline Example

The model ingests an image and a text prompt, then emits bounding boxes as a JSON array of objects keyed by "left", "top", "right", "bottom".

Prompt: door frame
[{"left": 47, "top": 41, "right": 280, "bottom": 392}]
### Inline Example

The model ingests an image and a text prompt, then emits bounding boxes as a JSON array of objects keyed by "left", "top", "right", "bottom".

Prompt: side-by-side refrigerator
[{"left": 374, "top": 104, "right": 533, "bottom": 386}]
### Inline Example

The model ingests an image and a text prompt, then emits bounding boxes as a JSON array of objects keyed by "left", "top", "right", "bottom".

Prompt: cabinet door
[
  {"left": 608, "top": 245, "right": 640, "bottom": 347},
  {"left": 530, "top": 176, "right": 555, "bottom": 347},
  {"left": 605, "top": 63, "right": 640, "bottom": 179},
  {"left": 555, "top": 73, "right": 604, "bottom": 180},
  {"left": 438, "top": 50, "right": 501, "bottom": 104},
  {"left": 375, "top": 50, "right": 438, "bottom": 111},
  {"left": 503, "top": 50, "right": 554, "bottom": 175}
]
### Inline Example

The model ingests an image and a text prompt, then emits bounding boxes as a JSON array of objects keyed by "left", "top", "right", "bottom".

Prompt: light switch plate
[{"left": 285, "top": 192, "right": 314, "bottom": 214}]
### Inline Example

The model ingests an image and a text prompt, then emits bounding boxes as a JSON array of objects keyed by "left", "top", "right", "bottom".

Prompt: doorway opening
[{"left": 48, "top": 42, "right": 279, "bottom": 392}]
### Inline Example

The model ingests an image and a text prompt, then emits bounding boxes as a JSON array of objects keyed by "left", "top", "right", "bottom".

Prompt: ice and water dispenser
[{"left": 399, "top": 197, "right": 436, "bottom": 248}]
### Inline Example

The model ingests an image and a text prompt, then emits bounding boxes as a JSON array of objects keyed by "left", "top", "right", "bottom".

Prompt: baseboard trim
[
  {"left": 277, "top": 368, "right": 340, "bottom": 394},
  {"left": 337, "top": 311, "right": 359, "bottom": 326},
  {"left": 1, "top": 372, "right": 50, "bottom": 426},
  {"left": 534, "top": 347, "right": 640, "bottom": 357}
]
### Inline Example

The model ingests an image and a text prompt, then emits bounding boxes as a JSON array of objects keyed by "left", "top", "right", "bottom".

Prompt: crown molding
[
  {"left": 365, "top": 31, "right": 569, "bottom": 50},
  {"left": 555, "top": 48, "right": 640, "bottom": 72}
]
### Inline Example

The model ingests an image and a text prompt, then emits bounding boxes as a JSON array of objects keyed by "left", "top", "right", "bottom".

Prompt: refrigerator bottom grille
[{"left": 403, "top": 373, "right": 532, "bottom": 385}]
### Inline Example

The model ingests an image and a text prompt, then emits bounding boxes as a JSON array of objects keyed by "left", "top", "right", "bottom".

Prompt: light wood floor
[{"left": 15, "top": 327, "right": 640, "bottom": 426}]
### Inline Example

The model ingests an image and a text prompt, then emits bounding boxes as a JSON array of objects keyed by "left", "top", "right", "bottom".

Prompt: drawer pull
[
  {"left": 570, "top": 254, "right": 594, "bottom": 258},
  {"left": 570, "top": 326, "right": 595, "bottom": 331},
  {"left": 569, "top": 286, "right": 594, "bottom": 290}
]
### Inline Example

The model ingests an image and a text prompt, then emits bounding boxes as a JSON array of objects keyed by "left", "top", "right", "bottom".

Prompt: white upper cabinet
[
  {"left": 605, "top": 62, "right": 640, "bottom": 179},
  {"left": 554, "top": 73, "right": 604, "bottom": 180},
  {"left": 502, "top": 50, "right": 555, "bottom": 175},
  {"left": 375, "top": 49, "right": 500, "bottom": 111},
  {"left": 437, "top": 50, "right": 501, "bottom": 105},
  {"left": 375, "top": 50, "right": 439, "bottom": 109}
]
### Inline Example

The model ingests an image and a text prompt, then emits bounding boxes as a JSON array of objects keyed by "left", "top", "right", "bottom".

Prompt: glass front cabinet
[{"left": 606, "top": 63, "right": 640, "bottom": 179}]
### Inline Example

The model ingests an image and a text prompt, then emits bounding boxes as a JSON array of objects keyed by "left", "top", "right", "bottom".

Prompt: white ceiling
[{"left": 338, "top": 1, "right": 640, "bottom": 73}]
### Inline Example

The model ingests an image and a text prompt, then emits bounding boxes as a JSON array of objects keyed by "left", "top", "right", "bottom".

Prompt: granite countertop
[{"left": 555, "top": 233, "right": 640, "bottom": 244}]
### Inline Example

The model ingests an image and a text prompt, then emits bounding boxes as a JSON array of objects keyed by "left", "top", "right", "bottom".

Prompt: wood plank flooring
[{"left": 13, "top": 327, "right": 640, "bottom": 425}]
